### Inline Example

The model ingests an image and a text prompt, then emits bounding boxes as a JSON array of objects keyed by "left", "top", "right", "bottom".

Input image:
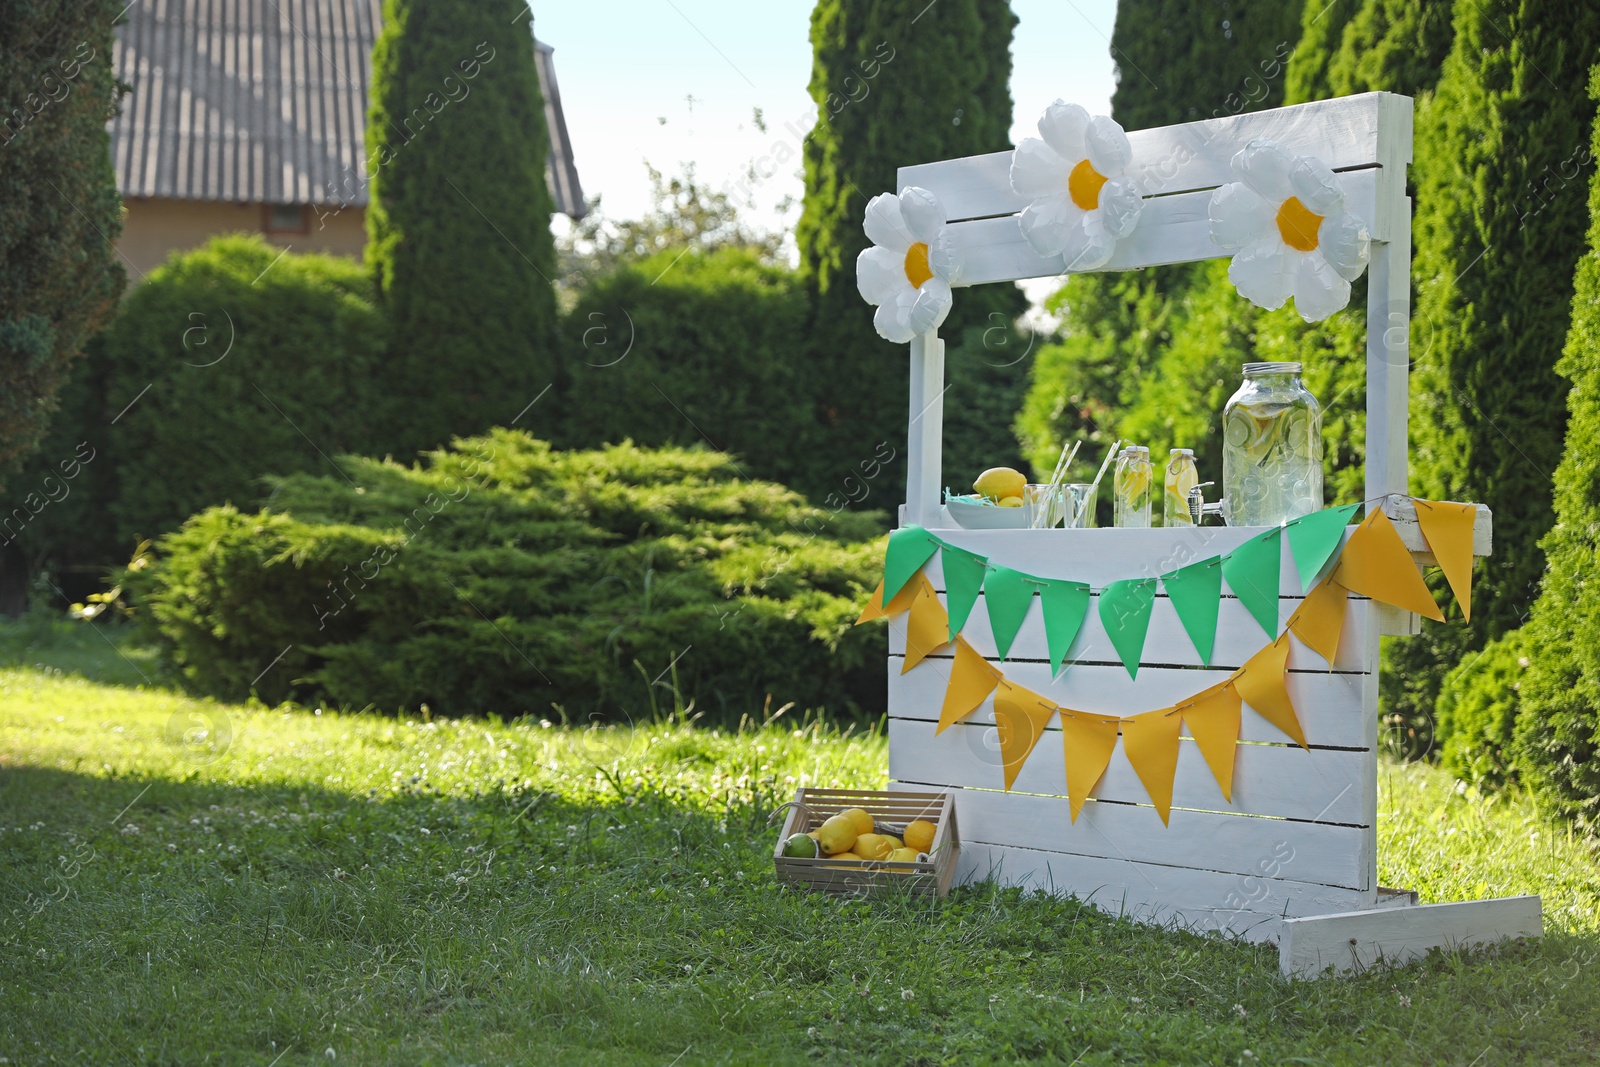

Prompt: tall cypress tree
[
  {"left": 798, "top": 0, "right": 1024, "bottom": 501},
  {"left": 1511, "top": 66, "right": 1600, "bottom": 829},
  {"left": 1386, "top": 0, "right": 1600, "bottom": 742},
  {"left": 366, "top": 1, "right": 558, "bottom": 453},
  {"left": 0, "top": 0, "right": 124, "bottom": 481}
]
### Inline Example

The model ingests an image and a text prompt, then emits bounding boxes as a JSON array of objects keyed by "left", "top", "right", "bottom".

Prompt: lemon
[
  {"left": 783, "top": 833, "right": 819, "bottom": 858},
  {"left": 816, "top": 815, "right": 858, "bottom": 855},
  {"left": 887, "top": 847, "right": 920, "bottom": 863},
  {"left": 838, "top": 807, "right": 875, "bottom": 836},
  {"left": 974, "top": 467, "right": 1026, "bottom": 502},
  {"left": 903, "top": 819, "right": 936, "bottom": 853},
  {"left": 882, "top": 834, "right": 903, "bottom": 850},
  {"left": 1114, "top": 462, "right": 1151, "bottom": 499},
  {"left": 998, "top": 495, "right": 1024, "bottom": 508},
  {"left": 853, "top": 833, "right": 894, "bottom": 860}
]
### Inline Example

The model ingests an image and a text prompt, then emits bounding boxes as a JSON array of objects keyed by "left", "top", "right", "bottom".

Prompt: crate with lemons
[{"left": 771, "top": 788, "right": 959, "bottom": 897}]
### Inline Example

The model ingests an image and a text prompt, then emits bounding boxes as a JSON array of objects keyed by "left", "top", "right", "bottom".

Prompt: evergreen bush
[
  {"left": 1, "top": 236, "right": 391, "bottom": 583},
  {"left": 1387, "top": 0, "right": 1600, "bottom": 751},
  {"left": 127, "top": 432, "right": 890, "bottom": 719},
  {"left": 1434, "top": 629, "right": 1531, "bottom": 788}
]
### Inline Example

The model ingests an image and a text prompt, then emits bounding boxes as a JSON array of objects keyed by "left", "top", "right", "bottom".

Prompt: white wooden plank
[
  {"left": 892, "top": 783, "right": 1369, "bottom": 889},
  {"left": 887, "top": 588, "right": 1374, "bottom": 672},
  {"left": 944, "top": 171, "right": 1377, "bottom": 285},
  {"left": 1383, "top": 496, "right": 1493, "bottom": 558},
  {"left": 915, "top": 525, "right": 1354, "bottom": 593},
  {"left": 954, "top": 840, "right": 1375, "bottom": 942},
  {"left": 1279, "top": 896, "right": 1543, "bottom": 978},
  {"left": 888, "top": 658, "right": 1373, "bottom": 749},
  {"left": 905, "top": 332, "right": 944, "bottom": 529},
  {"left": 898, "top": 93, "right": 1393, "bottom": 221},
  {"left": 888, "top": 717, "right": 1371, "bottom": 824}
]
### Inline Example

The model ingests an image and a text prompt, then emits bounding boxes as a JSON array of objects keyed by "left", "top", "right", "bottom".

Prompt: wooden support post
[
  {"left": 905, "top": 330, "right": 945, "bottom": 529},
  {"left": 1366, "top": 93, "right": 1419, "bottom": 636}
]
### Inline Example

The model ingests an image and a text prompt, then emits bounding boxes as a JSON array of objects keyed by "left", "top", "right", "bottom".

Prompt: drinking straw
[
  {"left": 1085, "top": 438, "right": 1122, "bottom": 499},
  {"left": 1045, "top": 439, "right": 1073, "bottom": 489}
]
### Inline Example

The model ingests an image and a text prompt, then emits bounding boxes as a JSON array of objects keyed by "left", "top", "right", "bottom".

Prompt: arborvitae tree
[
  {"left": 366, "top": 2, "right": 558, "bottom": 454},
  {"left": 1106, "top": 0, "right": 1306, "bottom": 132},
  {"left": 0, "top": 0, "right": 124, "bottom": 481},
  {"left": 1286, "top": 0, "right": 1454, "bottom": 104},
  {"left": 1510, "top": 66, "right": 1600, "bottom": 830},
  {"left": 1386, "top": 0, "right": 1600, "bottom": 747},
  {"left": 798, "top": 0, "right": 1025, "bottom": 501},
  {"left": 1016, "top": 0, "right": 1302, "bottom": 483}
]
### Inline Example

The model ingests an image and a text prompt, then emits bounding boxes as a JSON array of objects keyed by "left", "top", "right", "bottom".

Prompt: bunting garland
[{"left": 858, "top": 497, "right": 1479, "bottom": 824}]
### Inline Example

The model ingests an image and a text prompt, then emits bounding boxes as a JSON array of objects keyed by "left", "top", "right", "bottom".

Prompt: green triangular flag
[
  {"left": 985, "top": 566, "right": 1039, "bottom": 660},
  {"left": 943, "top": 546, "right": 989, "bottom": 641},
  {"left": 882, "top": 526, "right": 939, "bottom": 602},
  {"left": 1039, "top": 580, "right": 1091, "bottom": 675},
  {"left": 1222, "top": 526, "right": 1282, "bottom": 639},
  {"left": 1097, "top": 578, "right": 1157, "bottom": 679},
  {"left": 1286, "top": 503, "right": 1361, "bottom": 592},
  {"left": 1162, "top": 557, "right": 1223, "bottom": 664}
]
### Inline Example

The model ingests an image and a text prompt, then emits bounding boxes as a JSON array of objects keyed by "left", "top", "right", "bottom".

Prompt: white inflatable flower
[
  {"left": 856, "top": 186, "right": 957, "bottom": 344},
  {"left": 1208, "top": 139, "right": 1372, "bottom": 322},
  {"left": 1009, "top": 101, "right": 1143, "bottom": 270}
]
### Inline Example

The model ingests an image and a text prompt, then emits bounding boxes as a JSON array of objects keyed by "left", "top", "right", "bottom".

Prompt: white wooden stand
[{"left": 884, "top": 93, "right": 1539, "bottom": 977}]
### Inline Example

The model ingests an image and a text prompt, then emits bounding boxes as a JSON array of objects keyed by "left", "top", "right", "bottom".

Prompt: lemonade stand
[{"left": 854, "top": 93, "right": 1538, "bottom": 977}]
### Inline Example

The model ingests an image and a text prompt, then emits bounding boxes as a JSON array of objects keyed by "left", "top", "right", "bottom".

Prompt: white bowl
[{"left": 946, "top": 497, "right": 1029, "bottom": 530}]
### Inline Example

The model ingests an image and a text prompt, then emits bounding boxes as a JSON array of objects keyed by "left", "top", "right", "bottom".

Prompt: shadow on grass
[{"left": 4, "top": 761, "right": 1599, "bottom": 1066}]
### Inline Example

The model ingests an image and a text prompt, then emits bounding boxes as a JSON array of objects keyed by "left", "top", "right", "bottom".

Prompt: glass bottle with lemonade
[
  {"left": 1113, "top": 446, "right": 1152, "bottom": 528},
  {"left": 1163, "top": 448, "right": 1199, "bottom": 527}
]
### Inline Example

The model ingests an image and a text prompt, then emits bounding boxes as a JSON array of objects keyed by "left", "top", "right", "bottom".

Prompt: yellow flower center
[
  {"left": 904, "top": 241, "right": 933, "bottom": 288},
  {"left": 1276, "top": 196, "right": 1324, "bottom": 252},
  {"left": 1068, "top": 159, "right": 1108, "bottom": 211}
]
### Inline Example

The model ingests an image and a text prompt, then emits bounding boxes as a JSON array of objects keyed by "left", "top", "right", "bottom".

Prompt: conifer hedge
[{"left": 1387, "top": 0, "right": 1600, "bottom": 747}]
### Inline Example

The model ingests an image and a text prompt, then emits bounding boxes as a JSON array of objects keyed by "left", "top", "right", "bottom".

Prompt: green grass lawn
[{"left": 2, "top": 620, "right": 1598, "bottom": 1065}]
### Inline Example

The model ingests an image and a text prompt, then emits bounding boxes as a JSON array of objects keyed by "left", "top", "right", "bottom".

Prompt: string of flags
[{"left": 855, "top": 499, "right": 1479, "bottom": 825}]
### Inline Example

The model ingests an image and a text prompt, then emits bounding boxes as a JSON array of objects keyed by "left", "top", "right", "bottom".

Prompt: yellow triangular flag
[
  {"left": 856, "top": 575, "right": 922, "bottom": 625},
  {"left": 937, "top": 636, "right": 1002, "bottom": 734},
  {"left": 1058, "top": 708, "right": 1122, "bottom": 822},
  {"left": 901, "top": 575, "right": 951, "bottom": 674},
  {"left": 1234, "top": 635, "right": 1308, "bottom": 750},
  {"left": 1331, "top": 509, "right": 1444, "bottom": 622},
  {"left": 993, "top": 681, "right": 1057, "bottom": 791},
  {"left": 1182, "top": 683, "right": 1242, "bottom": 803},
  {"left": 1121, "top": 708, "right": 1184, "bottom": 825},
  {"left": 1288, "top": 578, "right": 1348, "bottom": 666},
  {"left": 1413, "top": 499, "right": 1477, "bottom": 622}
]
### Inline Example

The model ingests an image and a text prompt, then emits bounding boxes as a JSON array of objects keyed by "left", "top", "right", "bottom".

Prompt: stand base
[{"left": 1279, "top": 894, "right": 1542, "bottom": 978}]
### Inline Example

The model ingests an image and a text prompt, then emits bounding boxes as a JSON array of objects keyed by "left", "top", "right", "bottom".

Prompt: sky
[{"left": 534, "top": 1, "right": 1121, "bottom": 245}]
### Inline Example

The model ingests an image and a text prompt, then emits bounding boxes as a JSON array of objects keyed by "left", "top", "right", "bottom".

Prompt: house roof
[{"left": 108, "top": 0, "right": 585, "bottom": 217}]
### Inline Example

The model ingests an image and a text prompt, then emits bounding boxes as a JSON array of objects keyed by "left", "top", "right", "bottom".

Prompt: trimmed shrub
[
  {"left": 127, "top": 431, "right": 890, "bottom": 719},
  {"left": 2, "top": 235, "right": 392, "bottom": 584},
  {"left": 555, "top": 247, "right": 819, "bottom": 495},
  {"left": 1435, "top": 629, "right": 1531, "bottom": 788}
]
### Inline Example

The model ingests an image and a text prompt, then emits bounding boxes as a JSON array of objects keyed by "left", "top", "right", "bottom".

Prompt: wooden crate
[{"left": 772, "top": 788, "right": 959, "bottom": 898}]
